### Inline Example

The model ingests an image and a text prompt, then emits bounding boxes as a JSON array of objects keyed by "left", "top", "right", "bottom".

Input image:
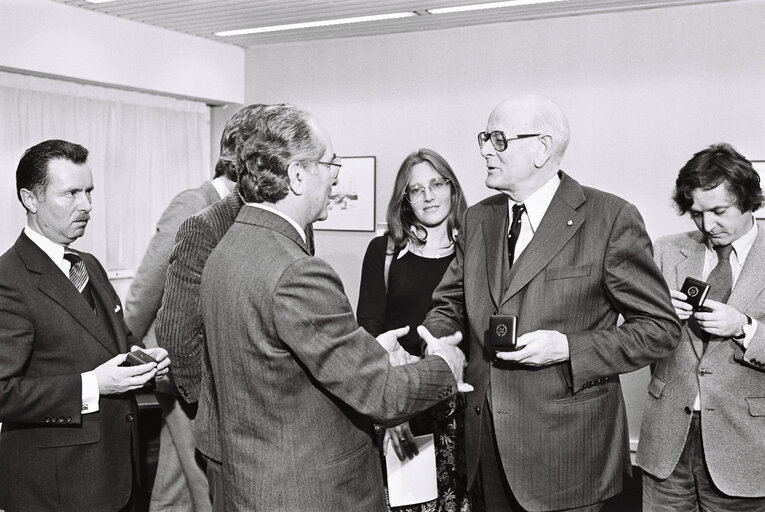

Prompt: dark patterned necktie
[
  {"left": 507, "top": 203, "right": 526, "bottom": 268},
  {"left": 63, "top": 250, "right": 90, "bottom": 293},
  {"left": 701, "top": 244, "right": 733, "bottom": 349}
]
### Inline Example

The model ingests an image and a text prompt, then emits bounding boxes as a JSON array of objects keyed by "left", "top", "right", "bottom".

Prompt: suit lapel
[
  {"left": 706, "top": 224, "right": 765, "bottom": 358},
  {"left": 17, "top": 234, "right": 119, "bottom": 355},
  {"left": 672, "top": 234, "right": 706, "bottom": 359},
  {"left": 500, "top": 173, "right": 586, "bottom": 307},
  {"left": 482, "top": 197, "right": 507, "bottom": 310},
  {"left": 87, "top": 261, "right": 124, "bottom": 353}
]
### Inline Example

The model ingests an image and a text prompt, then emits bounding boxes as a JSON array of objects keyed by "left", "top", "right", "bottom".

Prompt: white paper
[{"left": 385, "top": 434, "right": 438, "bottom": 507}]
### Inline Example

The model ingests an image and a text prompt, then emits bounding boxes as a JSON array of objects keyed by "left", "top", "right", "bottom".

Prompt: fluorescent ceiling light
[
  {"left": 216, "top": 11, "right": 418, "bottom": 37},
  {"left": 428, "top": 0, "right": 567, "bottom": 15},
  {"left": 84, "top": 0, "right": 117, "bottom": 3}
]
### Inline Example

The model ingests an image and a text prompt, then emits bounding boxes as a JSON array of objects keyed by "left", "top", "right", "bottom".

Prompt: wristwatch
[{"left": 732, "top": 315, "right": 753, "bottom": 340}]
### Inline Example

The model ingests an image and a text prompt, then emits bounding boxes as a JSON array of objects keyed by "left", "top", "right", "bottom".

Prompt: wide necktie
[
  {"left": 64, "top": 250, "right": 90, "bottom": 292},
  {"left": 701, "top": 244, "right": 733, "bottom": 349},
  {"left": 507, "top": 203, "right": 526, "bottom": 268}
]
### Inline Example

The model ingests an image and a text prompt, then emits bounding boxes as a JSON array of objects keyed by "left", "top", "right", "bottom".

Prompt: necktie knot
[
  {"left": 713, "top": 244, "right": 733, "bottom": 261},
  {"left": 511, "top": 203, "right": 526, "bottom": 223},
  {"left": 64, "top": 250, "right": 89, "bottom": 293}
]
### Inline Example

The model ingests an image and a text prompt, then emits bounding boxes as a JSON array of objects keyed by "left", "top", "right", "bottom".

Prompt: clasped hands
[
  {"left": 375, "top": 325, "right": 473, "bottom": 392},
  {"left": 94, "top": 346, "right": 171, "bottom": 395}
]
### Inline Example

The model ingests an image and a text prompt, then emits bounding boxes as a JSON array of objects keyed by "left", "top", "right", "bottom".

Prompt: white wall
[
  {"left": 244, "top": 0, "right": 765, "bottom": 448},
  {"left": 0, "top": 0, "right": 244, "bottom": 104}
]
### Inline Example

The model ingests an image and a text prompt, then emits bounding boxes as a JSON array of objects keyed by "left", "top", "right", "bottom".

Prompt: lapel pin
[
  {"left": 567, "top": 220, "right": 574, "bottom": 226},
  {"left": 114, "top": 305, "right": 121, "bottom": 313}
]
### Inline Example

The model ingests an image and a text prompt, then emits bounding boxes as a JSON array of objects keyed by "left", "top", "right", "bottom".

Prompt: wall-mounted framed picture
[
  {"left": 754, "top": 161, "right": 765, "bottom": 219},
  {"left": 315, "top": 156, "right": 376, "bottom": 231}
]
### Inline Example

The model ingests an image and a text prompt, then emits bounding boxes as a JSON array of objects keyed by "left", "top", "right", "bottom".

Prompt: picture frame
[
  {"left": 754, "top": 161, "right": 765, "bottom": 219},
  {"left": 315, "top": 156, "right": 376, "bottom": 231}
]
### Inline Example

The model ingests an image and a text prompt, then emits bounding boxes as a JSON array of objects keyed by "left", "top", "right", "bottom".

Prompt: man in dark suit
[
  {"left": 421, "top": 95, "right": 681, "bottom": 511},
  {"left": 200, "top": 104, "right": 469, "bottom": 511},
  {"left": 0, "top": 139, "right": 169, "bottom": 511},
  {"left": 637, "top": 143, "right": 765, "bottom": 511},
  {"left": 126, "top": 103, "right": 267, "bottom": 512}
]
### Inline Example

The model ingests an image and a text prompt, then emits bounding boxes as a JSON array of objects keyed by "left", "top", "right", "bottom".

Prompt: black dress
[{"left": 358, "top": 235, "right": 472, "bottom": 512}]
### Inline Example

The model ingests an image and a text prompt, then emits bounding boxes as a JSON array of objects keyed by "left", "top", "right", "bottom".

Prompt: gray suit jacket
[
  {"left": 637, "top": 227, "right": 765, "bottom": 497},
  {"left": 124, "top": 181, "right": 219, "bottom": 348},
  {"left": 201, "top": 205, "right": 457, "bottom": 511},
  {"left": 155, "top": 190, "right": 243, "bottom": 462},
  {"left": 423, "top": 172, "right": 680, "bottom": 511},
  {"left": 0, "top": 233, "right": 140, "bottom": 511}
]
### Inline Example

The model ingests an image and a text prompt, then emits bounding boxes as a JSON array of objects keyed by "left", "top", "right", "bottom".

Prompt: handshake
[{"left": 376, "top": 325, "right": 473, "bottom": 392}]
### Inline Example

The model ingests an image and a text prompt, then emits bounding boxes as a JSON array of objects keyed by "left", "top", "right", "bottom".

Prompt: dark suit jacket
[
  {"left": 201, "top": 205, "right": 457, "bottom": 511},
  {"left": 0, "top": 232, "right": 141, "bottom": 512},
  {"left": 154, "top": 190, "right": 243, "bottom": 462},
  {"left": 423, "top": 172, "right": 680, "bottom": 511},
  {"left": 637, "top": 227, "right": 765, "bottom": 497}
]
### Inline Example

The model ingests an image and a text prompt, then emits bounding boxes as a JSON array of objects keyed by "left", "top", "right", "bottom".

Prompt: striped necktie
[{"left": 63, "top": 250, "right": 90, "bottom": 293}]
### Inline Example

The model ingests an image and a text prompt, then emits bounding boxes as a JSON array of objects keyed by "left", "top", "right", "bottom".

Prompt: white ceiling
[{"left": 52, "top": 0, "right": 732, "bottom": 47}]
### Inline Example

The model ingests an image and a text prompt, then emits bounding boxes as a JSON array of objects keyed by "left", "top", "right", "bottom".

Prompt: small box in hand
[
  {"left": 489, "top": 315, "right": 517, "bottom": 352},
  {"left": 120, "top": 349, "right": 157, "bottom": 367},
  {"left": 680, "top": 277, "right": 711, "bottom": 312}
]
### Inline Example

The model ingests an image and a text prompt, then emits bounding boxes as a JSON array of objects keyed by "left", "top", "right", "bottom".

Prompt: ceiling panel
[{"left": 51, "top": 0, "right": 733, "bottom": 47}]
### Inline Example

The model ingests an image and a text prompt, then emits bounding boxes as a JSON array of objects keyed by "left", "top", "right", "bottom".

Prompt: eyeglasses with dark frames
[
  {"left": 477, "top": 131, "right": 540, "bottom": 152},
  {"left": 404, "top": 178, "right": 452, "bottom": 204},
  {"left": 317, "top": 156, "right": 343, "bottom": 179}
]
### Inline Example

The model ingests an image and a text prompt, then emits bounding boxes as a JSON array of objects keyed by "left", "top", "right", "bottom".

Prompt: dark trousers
[
  {"left": 643, "top": 412, "right": 765, "bottom": 512},
  {"left": 205, "top": 455, "right": 225, "bottom": 512},
  {"left": 478, "top": 396, "right": 603, "bottom": 512}
]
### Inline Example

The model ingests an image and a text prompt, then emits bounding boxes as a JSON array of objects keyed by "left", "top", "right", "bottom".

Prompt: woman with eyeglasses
[{"left": 357, "top": 148, "right": 471, "bottom": 512}]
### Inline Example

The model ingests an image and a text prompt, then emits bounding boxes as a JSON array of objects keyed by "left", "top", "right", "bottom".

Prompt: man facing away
[
  {"left": 200, "top": 104, "right": 469, "bottom": 511},
  {"left": 125, "top": 103, "right": 268, "bottom": 511},
  {"left": 637, "top": 143, "right": 765, "bottom": 511},
  {"left": 0, "top": 139, "right": 169, "bottom": 511},
  {"left": 422, "top": 94, "right": 681, "bottom": 511}
]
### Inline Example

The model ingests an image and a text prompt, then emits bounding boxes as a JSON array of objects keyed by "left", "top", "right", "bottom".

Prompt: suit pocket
[
  {"left": 555, "top": 385, "right": 609, "bottom": 405},
  {"left": 34, "top": 420, "right": 101, "bottom": 448},
  {"left": 647, "top": 374, "right": 666, "bottom": 399},
  {"left": 745, "top": 397, "right": 765, "bottom": 417},
  {"left": 545, "top": 264, "right": 593, "bottom": 281}
]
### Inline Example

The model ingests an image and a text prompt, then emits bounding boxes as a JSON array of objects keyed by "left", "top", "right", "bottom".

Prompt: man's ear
[
  {"left": 534, "top": 134, "right": 554, "bottom": 168},
  {"left": 287, "top": 161, "right": 306, "bottom": 196},
  {"left": 19, "top": 188, "right": 38, "bottom": 214}
]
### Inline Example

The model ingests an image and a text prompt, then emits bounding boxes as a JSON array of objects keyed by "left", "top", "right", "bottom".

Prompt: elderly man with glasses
[{"left": 421, "top": 94, "right": 681, "bottom": 512}]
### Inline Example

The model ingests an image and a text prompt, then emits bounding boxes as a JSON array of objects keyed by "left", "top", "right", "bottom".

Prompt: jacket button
[
  {"left": 44, "top": 417, "right": 51, "bottom": 423},
  {"left": 65, "top": 416, "right": 72, "bottom": 423},
  {"left": 126, "top": 413, "right": 135, "bottom": 422},
  {"left": 474, "top": 406, "right": 481, "bottom": 415},
  {"left": 684, "top": 406, "right": 692, "bottom": 415}
]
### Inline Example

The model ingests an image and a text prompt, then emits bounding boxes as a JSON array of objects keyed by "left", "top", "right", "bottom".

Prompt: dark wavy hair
[
  {"left": 237, "top": 104, "right": 325, "bottom": 203},
  {"left": 673, "top": 143, "right": 763, "bottom": 214},
  {"left": 16, "top": 139, "right": 88, "bottom": 210},
  {"left": 214, "top": 103, "right": 270, "bottom": 182},
  {"left": 386, "top": 148, "right": 467, "bottom": 251}
]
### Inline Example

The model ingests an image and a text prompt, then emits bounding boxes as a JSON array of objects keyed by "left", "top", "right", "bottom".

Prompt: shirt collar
[
  {"left": 24, "top": 224, "right": 66, "bottom": 268},
  {"left": 245, "top": 202, "right": 307, "bottom": 244},
  {"left": 210, "top": 177, "right": 232, "bottom": 200},
  {"left": 508, "top": 173, "right": 561, "bottom": 232}
]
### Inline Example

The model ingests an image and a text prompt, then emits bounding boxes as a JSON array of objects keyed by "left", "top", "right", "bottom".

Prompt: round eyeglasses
[
  {"left": 318, "top": 157, "right": 342, "bottom": 179},
  {"left": 477, "top": 131, "right": 540, "bottom": 152},
  {"left": 404, "top": 178, "right": 452, "bottom": 204}
]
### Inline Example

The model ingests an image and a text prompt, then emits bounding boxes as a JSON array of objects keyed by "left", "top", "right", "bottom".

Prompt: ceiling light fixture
[
  {"left": 215, "top": 11, "right": 418, "bottom": 37},
  {"left": 84, "top": 0, "right": 117, "bottom": 4},
  {"left": 427, "top": 0, "right": 568, "bottom": 15}
]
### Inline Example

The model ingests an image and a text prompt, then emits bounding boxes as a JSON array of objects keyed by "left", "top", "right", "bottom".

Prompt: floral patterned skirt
[{"left": 380, "top": 394, "right": 473, "bottom": 512}]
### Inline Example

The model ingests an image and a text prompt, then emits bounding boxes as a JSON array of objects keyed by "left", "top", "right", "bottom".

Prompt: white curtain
[{"left": 0, "top": 71, "right": 210, "bottom": 271}]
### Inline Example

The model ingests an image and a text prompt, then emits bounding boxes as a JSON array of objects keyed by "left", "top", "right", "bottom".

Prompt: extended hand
[
  {"left": 693, "top": 299, "right": 747, "bottom": 338},
  {"left": 93, "top": 353, "right": 158, "bottom": 395},
  {"left": 669, "top": 289, "right": 693, "bottom": 321},
  {"left": 418, "top": 326, "right": 473, "bottom": 392},
  {"left": 376, "top": 326, "right": 421, "bottom": 367},
  {"left": 384, "top": 421, "right": 418, "bottom": 461},
  {"left": 496, "top": 330, "right": 570, "bottom": 366}
]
